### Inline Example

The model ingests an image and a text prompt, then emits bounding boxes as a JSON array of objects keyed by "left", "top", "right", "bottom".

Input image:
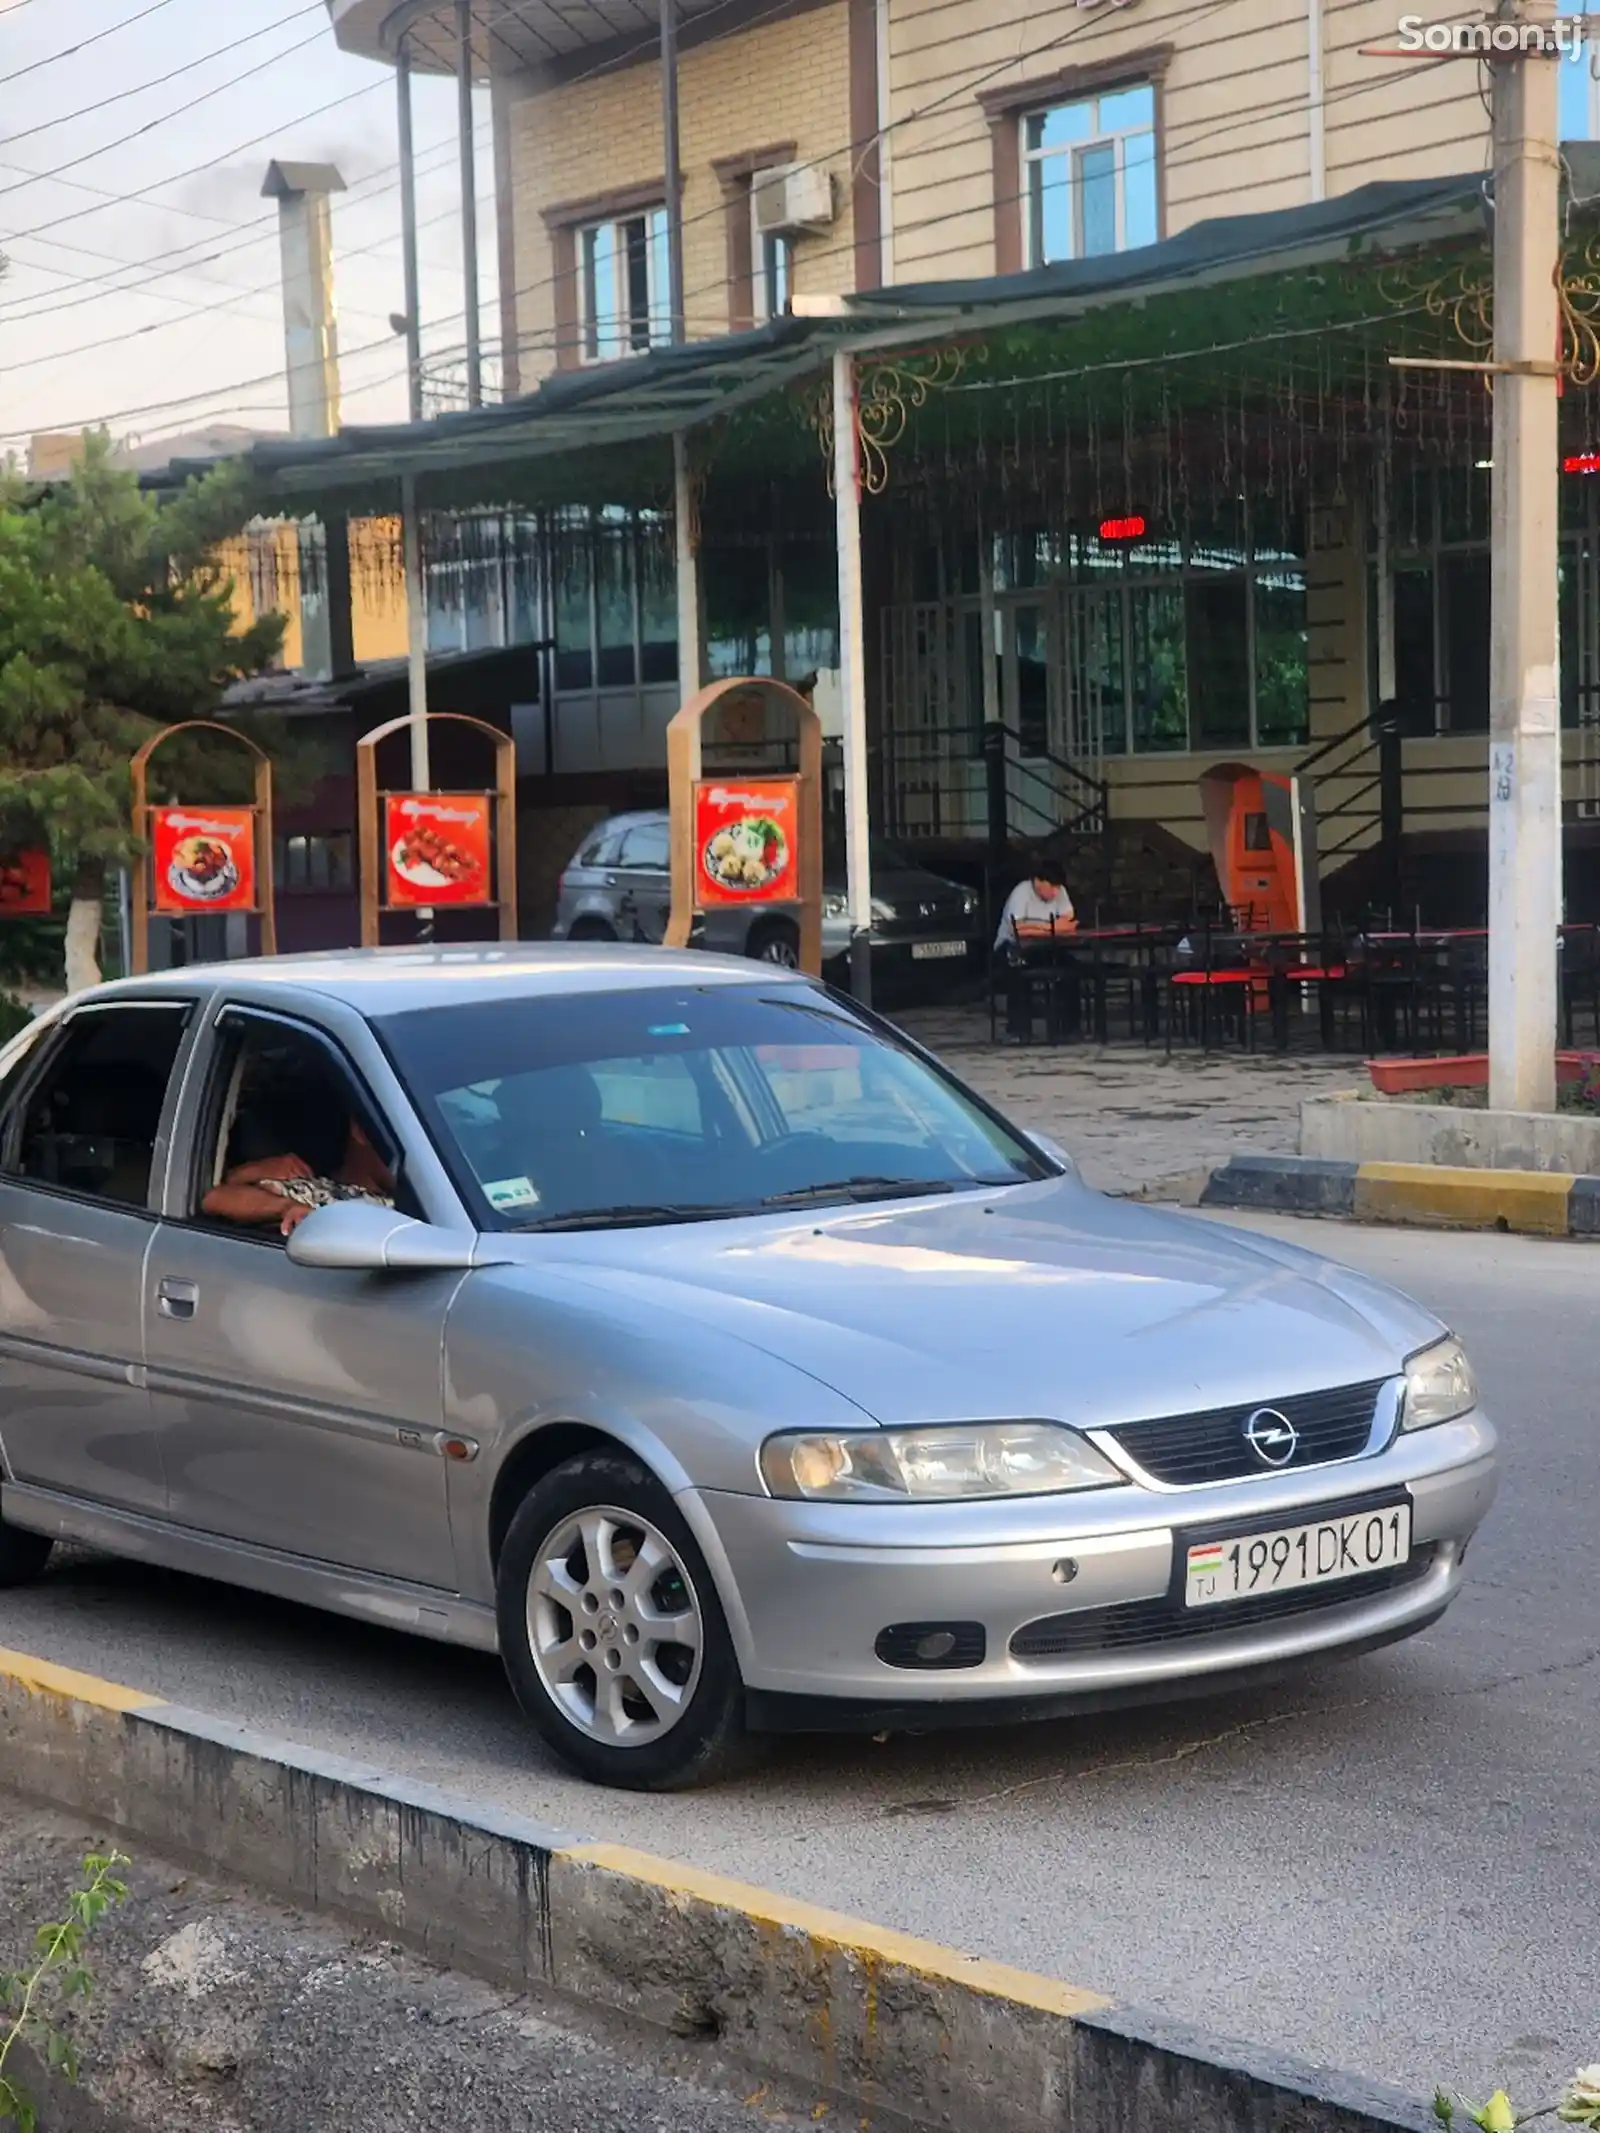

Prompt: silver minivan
[{"left": 551, "top": 809, "right": 981, "bottom": 975}]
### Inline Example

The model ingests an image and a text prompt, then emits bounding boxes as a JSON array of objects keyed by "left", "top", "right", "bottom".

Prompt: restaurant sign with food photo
[
  {"left": 694, "top": 779, "right": 799, "bottom": 906},
  {"left": 384, "top": 793, "right": 492, "bottom": 907},
  {"left": 0, "top": 848, "right": 52, "bottom": 918},
  {"left": 152, "top": 807, "right": 257, "bottom": 914}
]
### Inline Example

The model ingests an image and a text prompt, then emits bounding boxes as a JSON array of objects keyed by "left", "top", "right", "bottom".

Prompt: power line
[
  {"left": 0, "top": 0, "right": 182, "bottom": 88},
  {"left": 0, "top": 77, "right": 390, "bottom": 246},
  {"left": 0, "top": 135, "right": 466, "bottom": 325},
  {"left": 1, "top": 2, "right": 326, "bottom": 144},
  {"left": 0, "top": 202, "right": 464, "bottom": 376},
  {"left": 0, "top": 21, "right": 345, "bottom": 208}
]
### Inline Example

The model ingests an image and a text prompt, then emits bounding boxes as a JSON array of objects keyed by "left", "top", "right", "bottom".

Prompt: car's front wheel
[
  {"left": 0, "top": 1501, "right": 53, "bottom": 1588},
  {"left": 497, "top": 1452, "right": 749, "bottom": 1790}
]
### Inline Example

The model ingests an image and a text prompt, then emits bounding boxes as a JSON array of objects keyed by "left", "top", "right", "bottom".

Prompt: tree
[{"left": 0, "top": 434, "right": 286, "bottom": 991}]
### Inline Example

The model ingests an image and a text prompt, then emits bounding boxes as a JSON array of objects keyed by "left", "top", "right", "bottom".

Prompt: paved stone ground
[{"left": 894, "top": 1007, "right": 1363, "bottom": 1195}]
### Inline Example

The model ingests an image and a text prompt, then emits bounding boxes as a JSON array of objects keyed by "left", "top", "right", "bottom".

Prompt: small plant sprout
[{"left": 0, "top": 1851, "right": 130, "bottom": 2132}]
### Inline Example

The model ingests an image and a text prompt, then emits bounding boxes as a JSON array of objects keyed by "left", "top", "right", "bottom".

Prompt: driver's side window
[{"left": 192, "top": 1016, "right": 410, "bottom": 1241}]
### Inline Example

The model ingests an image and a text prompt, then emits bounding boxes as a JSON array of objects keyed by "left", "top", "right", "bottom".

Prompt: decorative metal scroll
[
  {"left": 1379, "top": 236, "right": 1600, "bottom": 388},
  {"left": 809, "top": 345, "right": 973, "bottom": 496}
]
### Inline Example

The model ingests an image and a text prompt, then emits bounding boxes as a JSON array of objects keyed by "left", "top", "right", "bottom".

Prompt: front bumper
[{"left": 681, "top": 1413, "right": 1498, "bottom": 1717}]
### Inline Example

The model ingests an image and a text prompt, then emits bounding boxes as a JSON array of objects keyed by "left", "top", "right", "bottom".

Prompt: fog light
[{"left": 874, "top": 1621, "right": 986, "bottom": 1671}]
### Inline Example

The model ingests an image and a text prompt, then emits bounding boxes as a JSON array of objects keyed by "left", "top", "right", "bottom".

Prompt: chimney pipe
[{"left": 262, "top": 159, "right": 347, "bottom": 439}]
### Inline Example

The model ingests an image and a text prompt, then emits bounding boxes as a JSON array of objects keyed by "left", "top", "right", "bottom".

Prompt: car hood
[{"left": 518, "top": 1181, "right": 1443, "bottom": 1428}]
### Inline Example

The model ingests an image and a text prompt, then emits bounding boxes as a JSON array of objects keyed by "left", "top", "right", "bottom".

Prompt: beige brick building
[{"left": 323, "top": 2, "right": 1600, "bottom": 926}]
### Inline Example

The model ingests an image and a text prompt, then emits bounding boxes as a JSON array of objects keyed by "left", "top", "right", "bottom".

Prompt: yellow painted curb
[
  {"left": 0, "top": 1644, "right": 165, "bottom": 1716},
  {"left": 563, "top": 1840, "right": 1111, "bottom": 2018},
  {"left": 1353, "top": 1162, "right": 1574, "bottom": 1237}
]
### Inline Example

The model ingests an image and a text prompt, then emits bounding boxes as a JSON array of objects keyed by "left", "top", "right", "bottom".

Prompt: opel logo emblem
[{"left": 1244, "top": 1407, "right": 1300, "bottom": 1467}]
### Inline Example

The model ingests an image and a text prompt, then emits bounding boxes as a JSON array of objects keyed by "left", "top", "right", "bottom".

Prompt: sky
[{"left": 0, "top": 0, "right": 497, "bottom": 459}]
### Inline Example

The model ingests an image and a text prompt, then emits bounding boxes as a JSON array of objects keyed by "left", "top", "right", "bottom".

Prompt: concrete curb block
[
  {"left": 1202, "top": 1153, "right": 1598, "bottom": 1236},
  {"left": 0, "top": 1644, "right": 1431, "bottom": 2133}
]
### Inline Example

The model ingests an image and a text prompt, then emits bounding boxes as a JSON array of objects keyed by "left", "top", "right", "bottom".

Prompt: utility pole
[
  {"left": 659, "top": 0, "right": 686, "bottom": 343},
  {"left": 1488, "top": 0, "right": 1562, "bottom": 1113},
  {"left": 457, "top": 0, "right": 483, "bottom": 408}
]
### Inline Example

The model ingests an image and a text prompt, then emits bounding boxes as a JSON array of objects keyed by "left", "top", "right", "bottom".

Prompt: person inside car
[{"left": 203, "top": 1114, "right": 396, "bottom": 1237}]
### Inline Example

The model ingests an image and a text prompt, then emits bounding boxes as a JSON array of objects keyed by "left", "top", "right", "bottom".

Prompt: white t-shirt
[{"left": 996, "top": 879, "right": 1076, "bottom": 949}]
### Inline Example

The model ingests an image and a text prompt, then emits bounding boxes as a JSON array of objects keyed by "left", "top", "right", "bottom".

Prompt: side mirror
[{"left": 285, "top": 1201, "right": 508, "bottom": 1273}]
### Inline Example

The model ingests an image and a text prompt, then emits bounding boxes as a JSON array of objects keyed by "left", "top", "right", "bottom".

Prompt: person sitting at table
[
  {"left": 996, "top": 862, "right": 1078, "bottom": 1040},
  {"left": 995, "top": 861, "right": 1077, "bottom": 950}
]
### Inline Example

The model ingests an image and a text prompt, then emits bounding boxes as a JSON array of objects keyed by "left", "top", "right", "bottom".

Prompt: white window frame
[
  {"left": 749, "top": 182, "right": 794, "bottom": 323},
  {"left": 1022, "top": 85, "right": 1157, "bottom": 267},
  {"left": 577, "top": 207, "right": 670, "bottom": 364}
]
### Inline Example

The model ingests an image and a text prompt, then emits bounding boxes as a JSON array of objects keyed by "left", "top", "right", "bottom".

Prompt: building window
[
  {"left": 751, "top": 193, "right": 793, "bottom": 322},
  {"left": 579, "top": 208, "right": 670, "bottom": 362},
  {"left": 551, "top": 506, "right": 679, "bottom": 693},
  {"left": 1023, "top": 83, "right": 1158, "bottom": 264},
  {"left": 275, "top": 833, "right": 354, "bottom": 894},
  {"left": 996, "top": 519, "right": 1307, "bottom": 757}
]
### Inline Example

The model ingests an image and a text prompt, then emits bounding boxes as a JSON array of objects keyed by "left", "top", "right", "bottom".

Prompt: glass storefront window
[
  {"left": 1187, "top": 577, "right": 1251, "bottom": 747},
  {"left": 1128, "top": 583, "right": 1187, "bottom": 752},
  {"left": 1253, "top": 568, "right": 1309, "bottom": 748}
]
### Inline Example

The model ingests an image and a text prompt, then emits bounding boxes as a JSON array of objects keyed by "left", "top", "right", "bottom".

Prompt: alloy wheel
[{"left": 526, "top": 1505, "right": 705, "bottom": 1746}]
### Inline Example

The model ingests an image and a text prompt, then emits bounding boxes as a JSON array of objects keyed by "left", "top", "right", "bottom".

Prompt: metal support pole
[
  {"left": 659, "top": 0, "right": 686, "bottom": 344},
  {"left": 672, "top": 431, "right": 703, "bottom": 777},
  {"left": 1374, "top": 452, "right": 1396, "bottom": 707},
  {"left": 1306, "top": 0, "right": 1325, "bottom": 204},
  {"left": 832, "top": 347, "right": 873, "bottom": 1005},
  {"left": 1489, "top": 2, "right": 1562, "bottom": 1113},
  {"left": 401, "top": 474, "right": 432, "bottom": 791},
  {"left": 397, "top": 40, "right": 424, "bottom": 423},
  {"left": 456, "top": 0, "right": 483, "bottom": 408}
]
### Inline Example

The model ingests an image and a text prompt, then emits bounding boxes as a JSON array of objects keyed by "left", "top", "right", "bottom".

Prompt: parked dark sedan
[{"left": 551, "top": 809, "right": 981, "bottom": 979}]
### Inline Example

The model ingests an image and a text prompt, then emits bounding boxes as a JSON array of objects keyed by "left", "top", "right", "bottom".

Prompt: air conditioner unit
[{"left": 753, "top": 163, "right": 835, "bottom": 236}]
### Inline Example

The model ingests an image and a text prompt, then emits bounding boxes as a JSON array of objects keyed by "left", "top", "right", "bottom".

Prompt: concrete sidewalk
[{"left": 896, "top": 1008, "right": 1357, "bottom": 1195}]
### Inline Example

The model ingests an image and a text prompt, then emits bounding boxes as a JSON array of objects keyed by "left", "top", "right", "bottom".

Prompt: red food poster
[
  {"left": 0, "top": 848, "right": 52, "bottom": 918},
  {"left": 385, "top": 793, "right": 493, "bottom": 907},
  {"left": 694, "top": 779, "right": 800, "bottom": 907},
  {"left": 151, "top": 807, "right": 257, "bottom": 914}
]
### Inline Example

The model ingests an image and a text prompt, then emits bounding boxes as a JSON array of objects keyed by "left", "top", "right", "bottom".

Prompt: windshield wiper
[
  {"left": 759, "top": 1174, "right": 962, "bottom": 1210},
  {"left": 515, "top": 1203, "right": 736, "bottom": 1233}
]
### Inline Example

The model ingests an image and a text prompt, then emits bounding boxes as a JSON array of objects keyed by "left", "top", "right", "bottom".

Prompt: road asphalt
[{"left": 0, "top": 1215, "right": 1593, "bottom": 2113}]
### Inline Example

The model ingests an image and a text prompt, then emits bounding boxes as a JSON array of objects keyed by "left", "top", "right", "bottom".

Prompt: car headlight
[
  {"left": 822, "top": 892, "right": 848, "bottom": 918},
  {"left": 870, "top": 896, "right": 897, "bottom": 922},
  {"left": 962, "top": 892, "right": 978, "bottom": 918},
  {"left": 1400, "top": 1336, "right": 1478, "bottom": 1430},
  {"left": 759, "top": 1422, "right": 1121, "bottom": 1502}
]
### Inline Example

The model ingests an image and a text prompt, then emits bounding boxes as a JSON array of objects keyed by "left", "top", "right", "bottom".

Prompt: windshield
[{"left": 376, "top": 983, "right": 1052, "bottom": 1230}]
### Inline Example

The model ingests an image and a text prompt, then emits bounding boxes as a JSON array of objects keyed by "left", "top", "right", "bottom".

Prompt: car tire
[
  {"left": 0, "top": 1502, "right": 52, "bottom": 1589},
  {"left": 746, "top": 918, "right": 800, "bottom": 969},
  {"left": 567, "top": 918, "right": 617, "bottom": 942},
  {"left": 497, "top": 1451, "right": 752, "bottom": 1791}
]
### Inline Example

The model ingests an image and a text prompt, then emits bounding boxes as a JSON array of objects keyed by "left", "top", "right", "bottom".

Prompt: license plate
[
  {"left": 1184, "top": 1502, "right": 1412, "bottom": 1609},
  {"left": 911, "top": 939, "right": 967, "bottom": 960}
]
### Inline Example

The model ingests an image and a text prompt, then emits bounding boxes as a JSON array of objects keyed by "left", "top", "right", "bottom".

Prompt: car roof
[
  {"left": 582, "top": 810, "right": 666, "bottom": 838},
  {"left": 81, "top": 944, "right": 808, "bottom": 1018}
]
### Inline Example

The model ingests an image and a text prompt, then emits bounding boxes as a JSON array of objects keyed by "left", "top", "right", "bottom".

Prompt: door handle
[{"left": 157, "top": 1278, "right": 198, "bottom": 1322}]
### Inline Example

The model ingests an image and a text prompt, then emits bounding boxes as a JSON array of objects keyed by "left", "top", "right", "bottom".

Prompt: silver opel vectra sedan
[{"left": 0, "top": 948, "right": 1497, "bottom": 1790}]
